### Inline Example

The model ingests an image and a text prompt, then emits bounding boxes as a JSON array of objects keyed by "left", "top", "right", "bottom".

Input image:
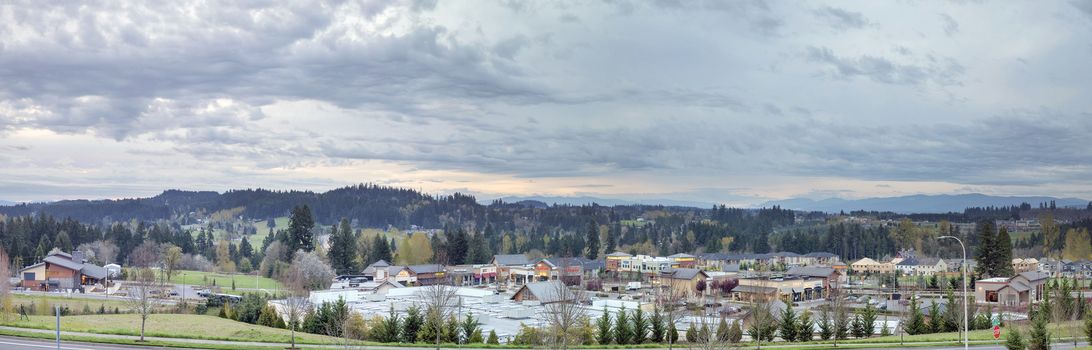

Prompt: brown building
[
  {"left": 975, "top": 271, "right": 1049, "bottom": 307},
  {"left": 659, "top": 267, "right": 708, "bottom": 298},
  {"left": 511, "top": 280, "right": 574, "bottom": 304},
  {"left": 19, "top": 250, "right": 107, "bottom": 292}
]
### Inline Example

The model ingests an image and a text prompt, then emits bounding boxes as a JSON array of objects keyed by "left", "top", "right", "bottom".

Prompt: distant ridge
[
  {"left": 484, "top": 196, "right": 715, "bottom": 208},
  {"left": 764, "top": 193, "right": 1090, "bottom": 213},
  {"left": 0, "top": 200, "right": 14, "bottom": 206}
]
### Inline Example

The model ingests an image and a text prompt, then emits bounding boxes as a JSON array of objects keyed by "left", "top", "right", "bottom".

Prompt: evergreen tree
[
  {"left": 779, "top": 305, "right": 798, "bottom": 341},
  {"left": 928, "top": 299, "right": 943, "bottom": 334},
  {"left": 381, "top": 305, "right": 402, "bottom": 343},
  {"left": 686, "top": 322, "right": 699, "bottom": 343},
  {"left": 974, "top": 220, "right": 997, "bottom": 278},
  {"left": 861, "top": 300, "right": 877, "bottom": 338},
  {"left": 717, "top": 316, "right": 731, "bottom": 342},
  {"left": 585, "top": 221, "right": 600, "bottom": 259},
  {"left": 650, "top": 307, "right": 665, "bottom": 343},
  {"left": 614, "top": 307, "right": 632, "bottom": 345},
  {"left": 796, "top": 309, "right": 813, "bottom": 342},
  {"left": 632, "top": 307, "right": 649, "bottom": 343},
  {"left": 668, "top": 323, "right": 680, "bottom": 344},
  {"left": 286, "top": 205, "right": 315, "bottom": 257},
  {"left": 851, "top": 315, "right": 867, "bottom": 339},
  {"left": 728, "top": 320, "right": 743, "bottom": 343},
  {"left": 994, "top": 227, "right": 1015, "bottom": 277},
  {"left": 1085, "top": 311, "right": 1092, "bottom": 344},
  {"left": 327, "top": 218, "right": 358, "bottom": 275},
  {"left": 817, "top": 308, "right": 833, "bottom": 340},
  {"left": 371, "top": 234, "right": 392, "bottom": 265},
  {"left": 460, "top": 313, "right": 480, "bottom": 344},
  {"left": 402, "top": 305, "right": 423, "bottom": 343},
  {"left": 1005, "top": 327, "right": 1025, "bottom": 350},
  {"left": 942, "top": 290, "right": 960, "bottom": 332},
  {"left": 446, "top": 227, "right": 469, "bottom": 265},
  {"left": 834, "top": 305, "right": 850, "bottom": 340},
  {"left": 596, "top": 308, "right": 613, "bottom": 345},
  {"left": 487, "top": 329, "right": 499, "bottom": 344},
  {"left": 1027, "top": 308, "right": 1050, "bottom": 350},
  {"left": 906, "top": 295, "right": 927, "bottom": 335}
]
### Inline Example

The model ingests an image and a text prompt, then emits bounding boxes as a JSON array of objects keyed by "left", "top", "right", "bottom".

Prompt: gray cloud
[
  {"left": 814, "top": 6, "right": 870, "bottom": 30},
  {"left": 806, "top": 46, "right": 965, "bottom": 86},
  {"left": 1, "top": 0, "right": 1091, "bottom": 202}
]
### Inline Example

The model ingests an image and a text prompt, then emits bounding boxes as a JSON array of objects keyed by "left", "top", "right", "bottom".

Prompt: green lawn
[
  {"left": 169, "top": 270, "right": 282, "bottom": 290},
  {"left": 0, "top": 314, "right": 340, "bottom": 345},
  {"left": 11, "top": 294, "right": 136, "bottom": 315},
  {"left": 249, "top": 216, "right": 288, "bottom": 245}
]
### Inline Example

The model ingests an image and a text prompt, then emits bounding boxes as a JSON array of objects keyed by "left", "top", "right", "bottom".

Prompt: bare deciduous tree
[
  {"left": 161, "top": 244, "right": 183, "bottom": 283},
  {"left": 280, "top": 267, "right": 312, "bottom": 350},
  {"left": 421, "top": 277, "right": 459, "bottom": 350},
  {"left": 125, "top": 267, "right": 164, "bottom": 342},
  {"left": 543, "top": 279, "right": 585, "bottom": 350},
  {"left": 0, "top": 246, "right": 11, "bottom": 319},
  {"left": 657, "top": 278, "right": 690, "bottom": 350}
]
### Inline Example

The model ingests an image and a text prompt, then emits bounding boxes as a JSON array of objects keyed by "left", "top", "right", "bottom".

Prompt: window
[
  {"left": 23, "top": 272, "right": 35, "bottom": 280},
  {"left": 986, "top": 290, "right": 999, "bottom": 303}
]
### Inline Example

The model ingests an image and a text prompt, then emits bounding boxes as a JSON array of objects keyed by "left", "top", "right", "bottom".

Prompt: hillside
[{"left": 765, "top": 193, "right": 1090, "bottom": 213}]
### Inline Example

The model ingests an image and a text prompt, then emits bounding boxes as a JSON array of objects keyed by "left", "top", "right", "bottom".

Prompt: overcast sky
[{"left": 1, "top": 0, "right": 1091, "bottom": 205}]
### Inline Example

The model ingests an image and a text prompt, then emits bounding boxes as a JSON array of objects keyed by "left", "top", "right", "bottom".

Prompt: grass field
[
  {"left": 249, "top": 216, "right": 288, "bottom": 245},
  {"left": 0, "top": 314, "right": 340, "bottom": 344},
  {"left": 11, "top": 294, "right": 135, "bottom": 315},
  {"left": 169, "top": 270, "right": 282, "bottom": 290}
]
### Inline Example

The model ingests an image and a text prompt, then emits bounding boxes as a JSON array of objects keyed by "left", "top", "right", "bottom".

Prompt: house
[
  {"left": 804, "top": 252, "right": 841, "bottom": 265},
  {"left": 895, "top": 257, "right": 920, "bottom": 275},
  {"left": 19, "top": 250, "right": 107, "bottom": 292},
  {"left": 104, "top": 263, "right": 122, "bottom": 278},
  {"left": 1012, "top": 258, "right": 1038, "bottom": 273},
  {"left": 850, "top": 257, "right": 894, "bottom": 274},
  {"left": 975, "top": 271, "right": 1049, "bottom": 307},
  {"left": 915, "top": 258, "right": 949, "bottom": 276},
  {"left": 511, "top": 280, "right": 575, "bottom": 304},
  {"left": 658, "top": 268, "right": 708, "bottom": 298}
]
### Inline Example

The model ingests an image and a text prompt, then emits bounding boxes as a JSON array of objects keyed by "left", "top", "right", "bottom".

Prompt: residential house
[
  {"left": 895, "top": 257, "right": 920, "bottom": 275},
  {"left": 362, "top": 259, "right": 391, "bottom": 281},
  {"left": 1012, "top": 258, "right": 1039, "bottom": 273},
  {"left": 850, "top": 257, "right": 894, "bottom": 274},
  {"left": 19, "top": 250, "right": 107, "bottom": 292},
  {"left": 914, "top": 258, "right": 949, "bottom": 276}
]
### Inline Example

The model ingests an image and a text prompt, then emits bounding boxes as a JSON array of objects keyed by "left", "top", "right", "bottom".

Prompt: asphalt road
[{"left": 0, "top": 336, "right": 181, "bottom": 349}]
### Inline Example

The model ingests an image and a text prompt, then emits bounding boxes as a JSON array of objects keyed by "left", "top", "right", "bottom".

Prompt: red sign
[{"left": 993, "top": 325, "right": 1001, "bottom": 339}]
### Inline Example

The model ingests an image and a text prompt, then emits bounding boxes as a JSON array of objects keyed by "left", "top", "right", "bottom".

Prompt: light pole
[{"left": 939, "top": 235, "right": 968, "bottom": 350}]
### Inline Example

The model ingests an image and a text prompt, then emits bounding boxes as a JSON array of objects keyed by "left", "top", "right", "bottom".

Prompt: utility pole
[{"left": 55, "top": 305, "right": 60, "bottom": 350}]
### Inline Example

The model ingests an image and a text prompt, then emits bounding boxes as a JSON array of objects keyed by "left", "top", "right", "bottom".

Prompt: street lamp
[{"left": 939, "top": 235, "right": 968, "bottom": 350}]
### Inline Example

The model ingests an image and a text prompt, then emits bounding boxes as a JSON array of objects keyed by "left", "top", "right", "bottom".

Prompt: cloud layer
[{"left": 1, "top": 0, "right": 1091, "bottom": 204}]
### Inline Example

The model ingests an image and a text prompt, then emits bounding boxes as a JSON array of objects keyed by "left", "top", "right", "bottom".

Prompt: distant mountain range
[
  {"left": 484, "top": 196, "right": 716, "bottom": 208},
  {"left": 0, "top": 200, "right": 15, "bottom": 206},
  {"left": 763, "top": 193, "right": 1090, "bottom": 213}
]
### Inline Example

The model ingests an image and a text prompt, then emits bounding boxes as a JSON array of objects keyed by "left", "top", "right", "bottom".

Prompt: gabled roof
[
  {"left": 81, "top": 264, "right": 107, "bottom": 280},
  {"left": 661, "top": 267, "right": 707, "bottom": 280},
  {"left": 43, "top": 255, "right": 84, "bottom": 271},
  {"left": 19, "top": 262, "right": 44, "bottom": 272},
  {"left": 805, "top": 252, "right": 838, "bottom": 258},
  {"left": 852, "top": 257, "right": 879, "bottom": 265},
  {"left": 513, "top": 280, "right": 574, "bottom": 303},
  {"left": 492, "top": 254, "right": 530, "bottom": 266},
  {"left": 1017, "top": 271, "right": 1049, "bottom": 282},
  {"left": 362, "top": 259, "right": 391, "bottom": 274},
  {"left": 667, "top": 253, "right": 695, "bottom": 259},
  {"left": 698, "top": 253, "right": 731, "bottom": 261}
]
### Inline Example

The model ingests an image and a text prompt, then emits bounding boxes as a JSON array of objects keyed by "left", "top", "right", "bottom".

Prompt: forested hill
[{"left": 0, "top": 185, "right": 726, "bottom": 230}]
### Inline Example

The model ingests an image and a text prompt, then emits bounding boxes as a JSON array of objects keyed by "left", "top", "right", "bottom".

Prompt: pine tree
[
  {"left": 650, "top": 307, "right": 665, "bottom": 343},
  {"left": 585, "top": 221, "right": 600, "bottom": 259},
  {"left": 728, "top": 320, "right": 743, "bottom": 343},
  {"left": 817, "top": 308, "right": 833, "bottom": 340},
  {"left": 717, "top": 316, "right": 731, "bottom": 341},
  {"left": 994, "top": 227, "right": 1015, "bottom": 277},
  {"left": 668, "top": 323, "right": 680, "bottom": 344},
  {"left": 834, "top": 305, "right": 850, "bottom": 340},
  {"left": 686, "top": 322, "right": 699, "bottom": 343},
  {"left": 632, "top": 306, "right": 649, "bottom": 343},
  {"left": 596, "top": 308, "right": 613, "bottom": 345},
  {"left": 942, "top": 290, "right": 960, "bottom": 332},
  {"left": 851, "top": 315, "right": 867, "bottom": 339},
  {"left": 974, "top": 220, "right": 997, "bottom": 278},
  {"left": 487, "top": 329, "right": 500, "bottom": 344},
  {"left": 327, "top": 218, "right": 358, "bottom": 275},
  {"left": 796, "top": 309, "right": 813, "bottom": 342},
  {"left": 906, "top": 295, "right": 927, "bottom": 335},
  {"left": 614, "top": 307, "right": 632, "bottom": 345},
  {"left": 402, "top": 305, "right": 423, "bottom": 343},
  {"left": 1027, "top": 308, "right": 1050, "bottom": 350},
  {"left": 286, "top": 205, "right": 315, "bottom": 257},
  {"left": 371, "top": 234, "right": 392, "bottom": 265},
  {"left": 1084, "top": 310, "right": 1092, "bottom": 344},
  {"left": 928, "top": 299, "right": 943, "bottom": 334},
  {"left": 1005, "top": 327, "right": 1025, "bottom": 350},
  {"left": 779, "top": 305, "right": 798, "bottom": 341}
]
